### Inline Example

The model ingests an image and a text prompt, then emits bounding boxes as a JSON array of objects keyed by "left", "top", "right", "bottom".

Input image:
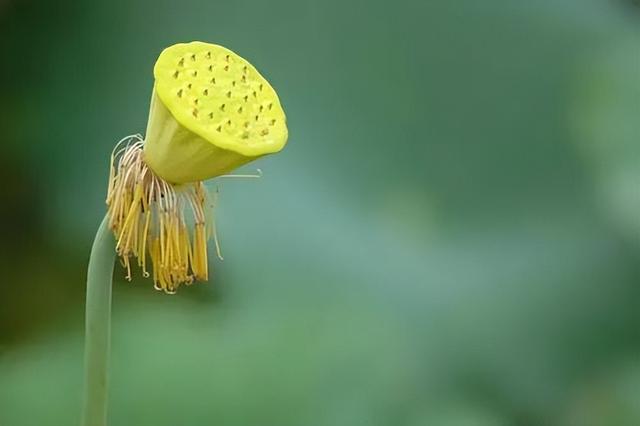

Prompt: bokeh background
[{"left": 1, "top": 0, "right": 639, "bottom": 425}]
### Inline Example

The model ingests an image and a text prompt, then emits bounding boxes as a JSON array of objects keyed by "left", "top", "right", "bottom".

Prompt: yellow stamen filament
[{"left": 106, "top": 135, "right": 213, "bottom": 293}]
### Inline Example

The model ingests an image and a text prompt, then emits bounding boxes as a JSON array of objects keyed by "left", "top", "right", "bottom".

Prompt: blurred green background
[{"left": 1, "top": 0, "right": 639, "bottom": 425}]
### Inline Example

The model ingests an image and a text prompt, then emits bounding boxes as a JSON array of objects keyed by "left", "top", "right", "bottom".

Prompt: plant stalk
[{"left": 81, "top": 215, "right": 115, "bottom": 426}]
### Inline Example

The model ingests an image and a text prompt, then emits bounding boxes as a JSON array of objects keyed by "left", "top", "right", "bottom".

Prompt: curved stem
[{"left": 81, "top": 215, "right": 115, "bottom": 426}]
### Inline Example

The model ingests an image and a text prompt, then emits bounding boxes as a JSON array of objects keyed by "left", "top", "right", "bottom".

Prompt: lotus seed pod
[{"left": 143, "top": 41, "right": 288, "bottom": 184}]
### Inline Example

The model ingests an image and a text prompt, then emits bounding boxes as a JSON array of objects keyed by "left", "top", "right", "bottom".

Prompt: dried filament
[{"left": 106, "top": 135, "right": 216, "bottom": 294}]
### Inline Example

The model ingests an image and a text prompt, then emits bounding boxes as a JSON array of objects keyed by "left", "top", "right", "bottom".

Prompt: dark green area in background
[{"left": 0, "top": 0, "right": 639, "bottom": 425}]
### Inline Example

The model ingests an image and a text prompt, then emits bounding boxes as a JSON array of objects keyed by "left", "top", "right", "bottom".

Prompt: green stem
[{"left": 81, "top": 215, "right": 115, "bottom": 426}]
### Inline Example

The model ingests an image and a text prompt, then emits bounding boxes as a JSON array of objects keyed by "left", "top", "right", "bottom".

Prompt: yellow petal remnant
[
  {"left": 106, "top": 135, "right": 213, "bottom": 294},
  {"left": 143, "top": 41, "right": 288, "bottom": 184}
]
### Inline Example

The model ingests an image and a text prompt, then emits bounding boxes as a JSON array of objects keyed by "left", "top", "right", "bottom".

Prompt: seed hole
[
  {"left": 220, "top": 104, "right": 226, "bottom": 111},
  {"left": 226, "top": 91, "right": 232, "bottom": 98},
  {"left": 268, "top": 103, "right": 273, "bottom": 110},
  {"left": 260, "top": 128, "right": 269, "bottom": 136},
  {"left": 225, "top": 54, "right": 230, "bottom": 62},
  {"left": 187, "top": 83, "right": 192, "bottom": 89},
  {"left": 227, "top": 119, "right": 232, "bottom": 125},
  {"left": 173, "top": 70, "right": 180, "bottom": 79},
  {"left": 203, "top": 89, "right": 209, "bottom": 96},
  {"left": 192, "top": 109, "right": 199, "bottom": 118},
  {"left": 241, "top": 75, "right": 246, "bottom": 83},
  {"left": 210, "top": 77, "right": 216, "bottom": 84},
  {"left": 178, "top": 58, "right": 185, "bottom": 67},
  {"left": 224, "top": 65, "right": 229, "bottom": 71},
  {"left": 243, "top": 95, "right": 248, "bottom": 102},
  {"left": 191, "top": 70, "right": 198, "bottom": 77},
  {"left": 208, "top": 64, "right": 213, "bottom": 72},
  {"left": 177, "top": 89, "right": 183, "bottom": 98},
  {"left": 190, "top": 54, "right": 196, "bottom": 61},
  {"left": 259, "top": 84, "right": 263, "bottom": 91},
  {"left": 241, "top": 131, "right": 249, "bottom": 139},
  {"left": 252, "top": 91, "right": 257, "bottom": 98},
  {"left": 194, "top": 98, "right": 199, "bottom": 105},
  {"left": 254, "top": 115, "right": 259, "bottom": 121},
  {"left": 206, "top": 51, "right": 211, "bottom": 59},
  {"left": 237, "top": 106, "right": 243, "bottom": 114},
  {"left": 259, "top": 105, "right": 264, "bottom": 112},
  {"left": 232, "top": 81, "right": 236, "bottom": 87},
  {"left": 208, "top": 112, "right": 214, "bottom": 119},
  {"left": 243, "top": 66, "right": 248, "bottom": 74},
  {"left": 270, "top": 119, "right": 276, "bottom": 126},
  {"left": 244, "top": 121, "right": 250, "bottom": 128},
  {"left": 216, "top": 125, "right": 222, "bottom": 132}
]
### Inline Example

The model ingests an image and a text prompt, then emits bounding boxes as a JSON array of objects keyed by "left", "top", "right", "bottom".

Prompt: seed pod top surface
[{"left": 153, "top": 41, "right": 288, "bottom": 157}]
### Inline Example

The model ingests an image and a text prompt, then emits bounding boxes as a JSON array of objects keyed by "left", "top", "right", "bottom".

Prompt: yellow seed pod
[{"left": 143, "top": 41, "right": 288, "bottom": 184}]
